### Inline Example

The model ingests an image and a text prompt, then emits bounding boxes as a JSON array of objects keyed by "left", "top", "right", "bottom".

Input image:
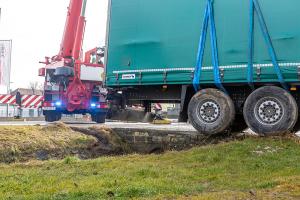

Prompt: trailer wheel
[
  {"left": 188, "top": 88, "right": 235, "bottom": 135},
  {"left": 243, "top": 86, "right": 298, "bottom": 136},
  {"left": 92, "top": 113, "right": 106, "bottom": 124}
]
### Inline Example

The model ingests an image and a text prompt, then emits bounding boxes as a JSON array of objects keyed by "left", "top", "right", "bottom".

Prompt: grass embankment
[
  {"left": 0, "top": 124, "right": 125, "bottom": 163},
  {"left": 0, "top": 137, "right": 299, "bottom": 199}
]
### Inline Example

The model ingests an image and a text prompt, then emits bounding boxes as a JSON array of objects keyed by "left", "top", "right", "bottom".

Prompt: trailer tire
[
  {"left": 243, "top": 86, "right": 298, "bottom": 136},
  {"left": 188, "top": 88, "right": 235, "bottom": 135}
]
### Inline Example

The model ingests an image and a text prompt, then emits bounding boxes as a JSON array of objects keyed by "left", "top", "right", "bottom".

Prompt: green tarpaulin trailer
[{"left": 105, "top": 0, "right": 300, "bottom": 136}]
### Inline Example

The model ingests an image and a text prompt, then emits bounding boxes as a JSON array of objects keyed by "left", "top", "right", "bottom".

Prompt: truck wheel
[
  {"left": 92, "top": 113, "right": 106, "bottom": 123},
  {"left": 55, "top": 112, "right": 62, "bottom": 121},
  {"left": 243, "top": 86, "right": 298, "bottom": 136},
  {"left": 188, "top": 88, "right": 235, "bottom": 135},
  {"left": 45, "top": 111, "right": 62, "bottom": 122},
  {"left": 45, "top": 111, "right": 54, "bottom": 122}
]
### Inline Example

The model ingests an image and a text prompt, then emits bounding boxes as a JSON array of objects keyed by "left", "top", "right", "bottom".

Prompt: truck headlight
[{"left": 91, "top": 103, "right": 96, "bottom": 108}]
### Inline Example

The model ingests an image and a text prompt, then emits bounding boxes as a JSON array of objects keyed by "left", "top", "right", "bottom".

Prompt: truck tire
[
  {"left": 92, "top": 113, "right": 106, "bottom": 124},
  {"left": 45, "top": 111, "right": 62, "bottom": 122},
  {"left": 188, "top": 88, "right": 235, "bottom": 135},
  {"left": 55, "top": 112, "right": 62, "bottom": 121},
  {"left": 243, "top": 86, "right": 298, "bottom": 136}
]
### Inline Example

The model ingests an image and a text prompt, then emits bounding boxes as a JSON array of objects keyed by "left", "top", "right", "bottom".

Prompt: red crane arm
[
  {"left": 72, "top": 0, "right": 87, "bottom": 60},
  {"left": 59, "top": 0, "right": 84, "bottom": 58}
]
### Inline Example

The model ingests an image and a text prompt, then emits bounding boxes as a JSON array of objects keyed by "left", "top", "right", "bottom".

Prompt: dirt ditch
[
  {"left": 1, "top": 122, "right": 298, "bottom": 163},
  {"left": 0, "top": 123, "right": 128, "bottom": 163}
]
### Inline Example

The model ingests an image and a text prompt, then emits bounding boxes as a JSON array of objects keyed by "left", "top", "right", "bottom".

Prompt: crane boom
[
  {"left": 72, "top": 0, "right": 87, "bottom": 60},
  {"left": 59, "top": 0, "right": 85, "bottom": 59}
]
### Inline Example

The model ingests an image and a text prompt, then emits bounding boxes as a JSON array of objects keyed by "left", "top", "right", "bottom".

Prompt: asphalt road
[
  {"left": 0, "top": 120, "right": 198, "bottom": 132},
  {"left": 0, "top": 120, "right": 299, "bottom": 136}
]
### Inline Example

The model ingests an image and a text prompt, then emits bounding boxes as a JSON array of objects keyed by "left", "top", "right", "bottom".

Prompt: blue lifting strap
[
  {"left": 248, "top": 0, "right": 255, "bottom": 90},
  {"left": 193, "top": 0, "right": 226, "bottom": 92},
  {"left": 248, "top": 0, "right": 288, "bottom": 90},
  {"left": 193, "top": 2, "right": 208, "bottom": 91}
]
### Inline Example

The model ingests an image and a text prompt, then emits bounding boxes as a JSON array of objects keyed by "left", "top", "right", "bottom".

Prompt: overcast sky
[{"left": 0, "top": 0, "right": 108, "bottom": 91}]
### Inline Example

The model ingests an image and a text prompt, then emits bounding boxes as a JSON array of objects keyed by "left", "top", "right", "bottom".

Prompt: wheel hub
[
  {"left": 255, "top": 98, "right": 283, "bottom": 125},
  {"left": 198, "top": 100, "right": 220, "bottom": 123}
]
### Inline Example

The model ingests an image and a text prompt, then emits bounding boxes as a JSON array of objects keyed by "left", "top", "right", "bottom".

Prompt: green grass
[{"left": 0, "top": 137, "right": 300, "bottom": 199}]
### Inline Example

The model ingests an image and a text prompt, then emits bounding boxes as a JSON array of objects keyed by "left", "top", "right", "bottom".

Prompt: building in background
[
  {"left": 11, "top": 88, "right": 43, "bottom": 96},
  {"left": 0, "top": 88, "right": 43, "bottom": 118}
]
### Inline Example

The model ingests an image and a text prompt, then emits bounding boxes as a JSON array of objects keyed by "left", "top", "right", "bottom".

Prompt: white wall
[{"left": 0, "top": 104, "right": 41, "bottom": 117}]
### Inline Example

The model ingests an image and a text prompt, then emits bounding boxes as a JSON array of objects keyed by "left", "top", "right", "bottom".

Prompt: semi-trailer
[{"left": 105, "top": 0, "right": 300, "bottom": 135}]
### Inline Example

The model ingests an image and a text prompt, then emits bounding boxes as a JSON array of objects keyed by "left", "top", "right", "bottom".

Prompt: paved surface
[
  {"left": 0, "top": 121, "right": 47, "bottom": 126},
  {"left": 0, "top": 120, "right": 299, "bottom": 137},
  {"left": 0, "top": 120, "right": 198, "bottom": 132},
  {"left": 105, "top": 122, "right": 197, "bottom": 132}
]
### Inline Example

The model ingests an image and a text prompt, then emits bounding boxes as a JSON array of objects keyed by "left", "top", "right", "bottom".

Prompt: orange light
[{"left": 290, "top": 86, "right": 297, "bottom": 91}]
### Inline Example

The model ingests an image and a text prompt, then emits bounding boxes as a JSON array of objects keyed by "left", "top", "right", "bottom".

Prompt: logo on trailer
[{"left": 122, "top": 74, "right": 136, "bottom": 80}]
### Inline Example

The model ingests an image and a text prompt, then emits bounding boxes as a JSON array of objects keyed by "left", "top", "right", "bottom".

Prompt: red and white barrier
[{"left": 0, "top": 94, "right": 43, "bottom": 108}]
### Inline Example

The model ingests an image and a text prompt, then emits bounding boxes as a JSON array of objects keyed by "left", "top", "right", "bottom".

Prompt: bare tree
[{"left": 28, "top": 81, "right": 43, "bottom": 95}]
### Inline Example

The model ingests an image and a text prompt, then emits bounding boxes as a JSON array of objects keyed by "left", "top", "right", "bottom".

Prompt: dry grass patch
[{"left": 0, "top": 123, "right": 97, "bottom": 163}]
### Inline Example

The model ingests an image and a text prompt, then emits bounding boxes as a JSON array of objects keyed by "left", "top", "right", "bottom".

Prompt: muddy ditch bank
[
  {"left": 0, "top": 123, "right": 128, "bottom": 163},
  {"left": 0, "top": 122, "right": 252, "bottom": 163}
]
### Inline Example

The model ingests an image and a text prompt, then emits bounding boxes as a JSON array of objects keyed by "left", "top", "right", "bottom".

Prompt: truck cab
[{"left": 39, "top": 50, "right": 108, "bottom": 123}]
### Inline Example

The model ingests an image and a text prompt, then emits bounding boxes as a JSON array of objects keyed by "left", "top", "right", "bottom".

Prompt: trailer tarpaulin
[{"left": 106, "top": 0, "right": 300, "bottom": 86}]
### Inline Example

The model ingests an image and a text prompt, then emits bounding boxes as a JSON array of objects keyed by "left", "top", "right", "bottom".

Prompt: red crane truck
[{"left": 39, "top": 0, "right": 108, "bottom": 123}]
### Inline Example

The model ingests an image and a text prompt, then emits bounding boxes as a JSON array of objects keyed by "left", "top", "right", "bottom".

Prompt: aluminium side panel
[{"left": 105, "top": 0, "right": 300, "bottom": 87}]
